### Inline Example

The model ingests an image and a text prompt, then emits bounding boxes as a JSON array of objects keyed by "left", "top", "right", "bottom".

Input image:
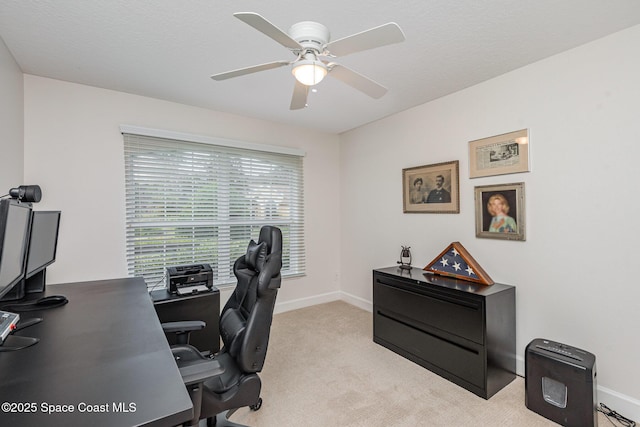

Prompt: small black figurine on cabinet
[{"left": 397, "top": 245, "right": 412, "bottom": 270}]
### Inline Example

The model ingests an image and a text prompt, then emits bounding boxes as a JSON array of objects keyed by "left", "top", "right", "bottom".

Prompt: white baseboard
[
  {"left": 273, "top": 291, "right": 341, "bottom": 314},
  {"left": 274, "top": 290, "right": 373, "bottom": 314},
  {"left": 277, "top": 292, "right": 640, "bottom": 423},
  {"left": 516, "top": 354, "right": 525, "bottom": 377},
  {"left": 338, "top": 291, "right": 373, "bottom": 312},
  {"left": 598, "top": 386, "right": 640, "bottom": 423}
]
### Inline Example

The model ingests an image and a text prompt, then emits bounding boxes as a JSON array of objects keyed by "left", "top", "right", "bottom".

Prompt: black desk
[{"left": 0, "top": 277, "right": 193, "bottom": 427}]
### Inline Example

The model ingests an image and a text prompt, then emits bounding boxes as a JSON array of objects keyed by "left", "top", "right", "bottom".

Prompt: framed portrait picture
[
  {"left": 469, "top": 129, "right": 530, "bottom": 178},
  {"left": 475, "top": 182, "right": 525, "bottom": 241},
  {"left": 402, "top": 160, "right": 459, "bottom": 214}
]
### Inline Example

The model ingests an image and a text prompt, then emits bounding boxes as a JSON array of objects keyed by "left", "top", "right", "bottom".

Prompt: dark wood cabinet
[
  {"left": 373, "top": 266, "right": 516, "bottom": 399},
  {"left": 151, "top": 288, "right": 220, "bottom": 355}
]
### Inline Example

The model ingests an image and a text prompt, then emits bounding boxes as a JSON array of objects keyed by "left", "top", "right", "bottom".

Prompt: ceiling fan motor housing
[{"left": 288, "top": 21, "right": 330, "bottom": 52}]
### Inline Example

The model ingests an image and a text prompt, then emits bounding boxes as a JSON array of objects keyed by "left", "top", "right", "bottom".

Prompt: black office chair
[{"left": 167, "top": 226, "right": 283, "bottom": 427}]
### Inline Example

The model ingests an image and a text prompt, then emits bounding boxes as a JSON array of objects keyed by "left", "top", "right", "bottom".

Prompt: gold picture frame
[
  {"left": 475, "top": 182, "right": 525, "bottom": 241},
  {"left": 402, "top": 160, "right": 459, "bottom": 213},
  {"left": 469, "top": 129, "right": 530, "bottom": 178}
]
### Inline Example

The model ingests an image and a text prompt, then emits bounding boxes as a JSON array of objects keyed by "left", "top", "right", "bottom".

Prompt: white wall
[
  {"left": 339, "top": 25, "right": 640, "bottom": 417},
  {"left": 0, "top": 36, "right": 23, "bottom": 190},
  {"left": 23, "top": 77, "right": 342, "bottom": 311}
]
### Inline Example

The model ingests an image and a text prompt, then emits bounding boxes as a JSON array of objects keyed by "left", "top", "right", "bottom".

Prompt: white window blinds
[{"left": 122, "top": 129, "right": 305, "bottom": 288}]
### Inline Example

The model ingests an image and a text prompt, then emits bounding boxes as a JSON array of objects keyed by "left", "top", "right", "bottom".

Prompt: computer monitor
[
  {"left": 23, "top": 211, "right": 61, "bottom": 293},
  {"left": 0, "top": 199, "right": 32, "bottom": 301}
]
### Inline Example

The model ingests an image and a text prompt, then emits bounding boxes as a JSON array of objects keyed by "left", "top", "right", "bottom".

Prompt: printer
[{"left": 166, "top": 263, "right": 213, "bottom": 296}]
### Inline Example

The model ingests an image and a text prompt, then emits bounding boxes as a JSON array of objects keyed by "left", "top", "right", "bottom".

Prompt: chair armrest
[
  {"left": 171, "top": 345, "right": 224, "bottom": 386},
  {"left": 179, "top": 358, "right": 224, "bottom": 386},
  {"left": 161, "top": 320, "right": 206, "bottom": 334},
  {"left": 171, "top": 344, "right": 206, "bottom": 362}
]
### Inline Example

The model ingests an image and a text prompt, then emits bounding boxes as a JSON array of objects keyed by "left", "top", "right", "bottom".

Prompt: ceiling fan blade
[
  {"left": 329, "top": 64, "right": 388, "bottom": 99},
  {"left": 234, "top": 12, "right": 302, "bottom": 51},
  {"left": 290, "top": 81, "right": 308, "bottom": 110},
  {"left": 326, "top": 22, "right": 405, "bottom": 57},
  {"left": 211, "top": 60, "right": 289, "bottom": 81}
]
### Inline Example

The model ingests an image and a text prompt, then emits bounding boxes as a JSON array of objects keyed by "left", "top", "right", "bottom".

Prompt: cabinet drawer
[
  {"left": 375, "top": 312, "right": 484, "bottom": 388},
  {"left": 374, "top": 280, "right": 483, "bottom": 343}
]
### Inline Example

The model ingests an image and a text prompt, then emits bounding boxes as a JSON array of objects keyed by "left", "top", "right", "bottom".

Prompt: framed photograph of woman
[
  {"left": 474, "top": 182, "right": 525, "bottom": 241},
  {"left": 402, "top": 160, "right": 459, "bottom": 213}
]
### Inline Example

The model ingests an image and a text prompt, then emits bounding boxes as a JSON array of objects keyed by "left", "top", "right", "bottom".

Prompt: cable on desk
[
  {"left": 147, "top": 272, "right": 167, "bottom": 293},
  {"left": 1, "top": 295, "right": 68, "bottom": 312}
]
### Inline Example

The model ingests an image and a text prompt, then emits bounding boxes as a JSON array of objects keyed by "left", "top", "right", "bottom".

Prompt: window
[{"left": 121, "top": 126, "right": 305, "bottom": 289}]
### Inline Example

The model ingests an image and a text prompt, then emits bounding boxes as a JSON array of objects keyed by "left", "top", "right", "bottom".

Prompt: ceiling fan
[{"left": 211, "top": 12, "right": 406, "bottom": 110}]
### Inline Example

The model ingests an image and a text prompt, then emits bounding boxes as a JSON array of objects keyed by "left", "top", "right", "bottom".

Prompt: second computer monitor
[{"left": 24, "top": 210, "right": 61, "bottom": 294}]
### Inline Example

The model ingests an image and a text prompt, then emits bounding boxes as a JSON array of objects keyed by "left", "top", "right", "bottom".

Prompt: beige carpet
[{"left": 226, "top": 301, "right": 606, "bottom": 426}]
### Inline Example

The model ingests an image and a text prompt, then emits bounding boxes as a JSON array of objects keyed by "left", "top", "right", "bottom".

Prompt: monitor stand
[
  {"left": 0, "top": 335, "right": 39, "bottom": 352},
  {"left": 0, "top": 269, "right": 47, "bottom": 303},
  {"left": 0, "top": 311, "right": 40, "bottom": 352},
  {"left": 25, "top": 270, "right": 47, "bottom": 294},
  {"left": 0, "top": 281, "right": 26, "bottom": 302}
]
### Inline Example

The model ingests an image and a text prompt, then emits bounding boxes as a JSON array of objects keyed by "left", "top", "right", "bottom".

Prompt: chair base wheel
[
  {"left": 249, "top": 398, "right": 262, "bottom": 411},
  {"left": 205, "top": 408, "right": 252, "bottom": 427}
]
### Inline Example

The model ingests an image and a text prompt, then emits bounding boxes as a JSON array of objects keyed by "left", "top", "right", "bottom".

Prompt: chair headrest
[{"left": 243, "top": 226, "right": 283, "bottom": 273}]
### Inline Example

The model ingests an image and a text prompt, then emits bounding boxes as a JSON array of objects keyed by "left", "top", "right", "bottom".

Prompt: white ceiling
[{"left": 1, "top": 1, "right": 639, "bottom": 134}]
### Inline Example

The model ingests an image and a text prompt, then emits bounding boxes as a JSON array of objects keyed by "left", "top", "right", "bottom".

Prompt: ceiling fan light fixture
[{"left": 292, "top": 59, "right": 327, "bottom": 86}]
